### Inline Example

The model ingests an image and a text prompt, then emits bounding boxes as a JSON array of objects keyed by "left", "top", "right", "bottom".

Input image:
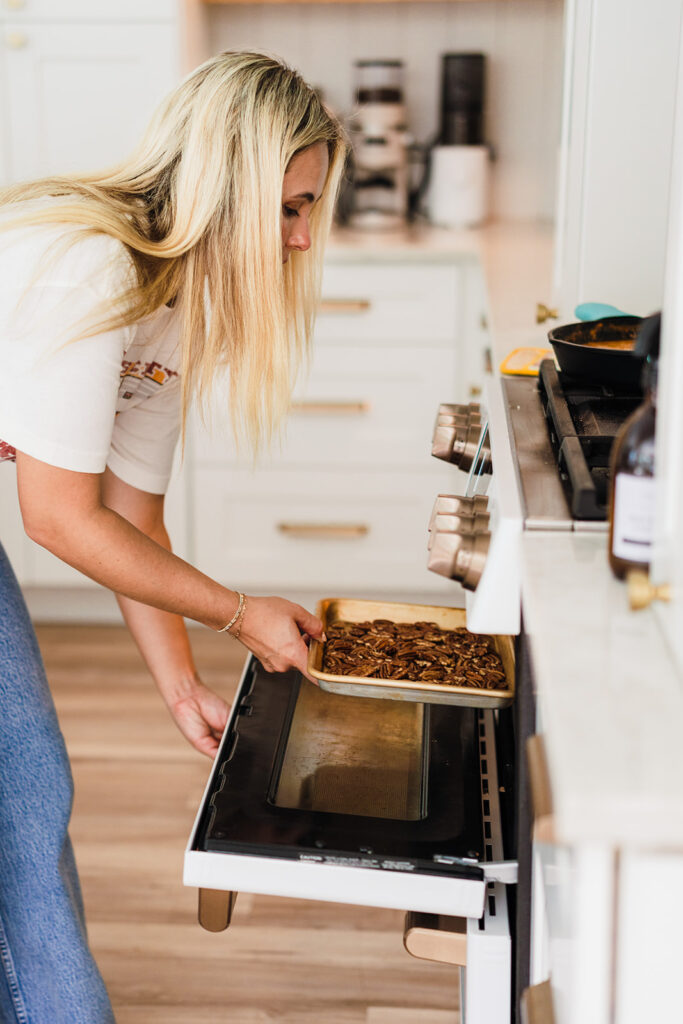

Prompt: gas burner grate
[{"left": 537, "top": 360, "right": 641, "bottom": 520}]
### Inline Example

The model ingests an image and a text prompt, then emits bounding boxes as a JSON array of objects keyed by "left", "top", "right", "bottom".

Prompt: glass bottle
[{"left": 608, "top": 314, "right": 660, "bottom": 580}]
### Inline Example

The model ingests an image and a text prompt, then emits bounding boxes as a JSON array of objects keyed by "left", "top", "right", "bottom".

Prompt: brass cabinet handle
[
  {"left": 521, "top": 980, "right": 556, "bottom": 1024},
  {"left": 290, "top": 399, "right": 370, "bottom": 416},
  {"left": 277, "top": 522, "right": 369, "bottom": 539},
  {"left": 5, "top": 30, "right": 28, "bottom": 48},
  {"left": 627, "top": 570, "right": 672, "bottom": 611},
  {"left": 526, "top": 735, "right": 555, "bottom": 843},
  {"left": 5, "top": 0, "right": 26, "bottom": 9},
  {"left": 536, "top": 302, "right": 559, "bottom": 324},
  {"left": 318, "top": 298, "right": 371, "bottom": 315}
]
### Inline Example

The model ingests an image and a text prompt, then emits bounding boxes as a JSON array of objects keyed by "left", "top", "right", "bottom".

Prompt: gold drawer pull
[
  {"left": 318, "top": 298, "right": 371, "bottom": 315},
  {"left": 278, "top": 522, "right": 369, "bottom": 539},
  {"left": 290, "top": 399, "right": 370, "bottom": 416}
]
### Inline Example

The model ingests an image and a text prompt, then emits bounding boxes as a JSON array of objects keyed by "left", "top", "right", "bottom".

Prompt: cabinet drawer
[
  {"left": 192, "top": 345, "right": 458, "bottom": 469},
  {"left": 316, "top": 262, "right": 459, "bottom": 345},
  {"left": 0, "top": 0, "right": 175, "bottom": 21},
  {"left": 191, "top": 467, "right": 458, "bottom": 594}
]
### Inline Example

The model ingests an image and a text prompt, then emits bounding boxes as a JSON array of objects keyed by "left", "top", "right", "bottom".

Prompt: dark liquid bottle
[{"left": 608, "top": 313, "right": 660, "bottom": 580}]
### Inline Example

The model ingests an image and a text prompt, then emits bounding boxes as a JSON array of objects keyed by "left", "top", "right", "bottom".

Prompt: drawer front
[
  {"left": 191, "top": 466, "right": 460, "bottom": 594},
  {"left": 192, "top": 345, "right": 458, "bottom": 469},
  {"left": 0, "top": 0, "right": 176, "bottom": 21},
  {"left": 316, "top": 263, "right": 459, "bottom": 345}
]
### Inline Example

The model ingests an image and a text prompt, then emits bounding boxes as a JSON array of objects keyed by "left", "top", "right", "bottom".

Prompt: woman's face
[{"left": 281, "top": 143, "right": 329, "bottom": 264}]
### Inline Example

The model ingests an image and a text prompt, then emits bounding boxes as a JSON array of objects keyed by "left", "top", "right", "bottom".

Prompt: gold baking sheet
[
  {"left": 307, "top": 598, "right": 515, "bottom": 708},
  {"left": 273, "top": 682, "right": 425, "bottom": 820}
]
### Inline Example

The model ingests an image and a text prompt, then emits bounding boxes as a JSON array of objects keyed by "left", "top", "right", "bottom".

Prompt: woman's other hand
[
  {"left": 166, "top": 678, "right": 230, "bottom": 758},
  {"left": 238, "top": 596, "right": 324, "bottom": 682}
]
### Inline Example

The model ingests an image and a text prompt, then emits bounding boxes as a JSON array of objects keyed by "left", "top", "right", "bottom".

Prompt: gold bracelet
[
  {"left": 232, "top": 595, "right": 247, "bottom": 640},
  {"left": 217, "top": 592, "right": 244, "bottom": 634}
]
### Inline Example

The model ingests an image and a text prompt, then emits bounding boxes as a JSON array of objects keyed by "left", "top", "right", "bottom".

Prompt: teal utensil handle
[{"left": 575, "top": 302, "right": 628, "bottom": 321}]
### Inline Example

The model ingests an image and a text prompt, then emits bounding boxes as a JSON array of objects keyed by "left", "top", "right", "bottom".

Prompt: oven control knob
[
  {"left": 427, "top": 531, "right": 491, "bottom": 591},
  {"left": 438, "top": 401, "right": 481, "bottom": 419},
  {"left": 428, "top": 512, "right": 490, "bottom": 550},
  {"left": 450, "top": 422, "right": 484, "bottom": 471},
  {"left": 431, "top": 423, "right": 458, "bottom": 461},
  {"left": 429, "top": 493, "right": 489, "bottom": 530},
  {"left": 431, "top": 493, "right": 489, "bottom": 517}
]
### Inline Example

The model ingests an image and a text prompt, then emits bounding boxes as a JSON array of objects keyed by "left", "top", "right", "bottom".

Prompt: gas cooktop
[{"left": 502, "top": 361, "right": 642, "bottom": 532}]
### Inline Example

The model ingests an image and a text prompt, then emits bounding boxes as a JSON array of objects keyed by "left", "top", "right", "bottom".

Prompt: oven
[
  {"left": 185, "top": 355, "right": 634, "bottom": 1022},
  {"left": 428, "top": 359, "right": 645, "bottom": 1023},
  {"left": 183, "top": 380, "right": 524, "bottom": 1022}
]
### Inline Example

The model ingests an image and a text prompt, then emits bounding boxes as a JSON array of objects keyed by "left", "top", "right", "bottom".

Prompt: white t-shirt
[{"left": 0, "top": 215, "right": 182, "bottom": 494}]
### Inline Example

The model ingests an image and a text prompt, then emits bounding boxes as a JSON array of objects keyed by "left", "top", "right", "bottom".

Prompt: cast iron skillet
[{"left": 548, "top": 315, "right": 644, "bottom": 389}]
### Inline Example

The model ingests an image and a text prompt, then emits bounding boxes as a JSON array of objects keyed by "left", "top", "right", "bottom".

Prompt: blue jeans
[{"left": 0, "top": 543, "right": 115, "bottom": 1023}]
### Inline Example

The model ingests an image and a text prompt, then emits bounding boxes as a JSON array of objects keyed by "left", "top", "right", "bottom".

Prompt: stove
[{"left": 503, "top": 361, "right": 641, "bottom": 532}]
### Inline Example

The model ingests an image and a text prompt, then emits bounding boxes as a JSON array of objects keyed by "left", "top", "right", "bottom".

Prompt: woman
[{"left": 0, "top": 51, "right": 346, "bottom": 1023}]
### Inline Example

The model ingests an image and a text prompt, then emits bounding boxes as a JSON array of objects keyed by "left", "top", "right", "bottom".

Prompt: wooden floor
[{"left": 39, "top": 624, "right": 460, "bottom": 1024}]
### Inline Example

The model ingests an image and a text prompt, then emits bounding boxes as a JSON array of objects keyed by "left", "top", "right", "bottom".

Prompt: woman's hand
[
  {"left": 238, "top": 595, "right": 325, "bottom": 681},
  {"left": 166, "top": 677, "right": 230, "bottom": 758}
]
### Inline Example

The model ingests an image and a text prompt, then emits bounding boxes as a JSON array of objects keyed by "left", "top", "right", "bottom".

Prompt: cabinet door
[
  {"left": 2, "top": 22, "right": 179, "bottom": 184},
  {"left": 553, "top": 0, "right": 682, "bottom": 317}
]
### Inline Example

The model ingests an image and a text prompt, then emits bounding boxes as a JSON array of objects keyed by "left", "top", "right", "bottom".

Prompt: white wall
[{"left": 207, "top": 0, "right": 565, "bottom": 221}]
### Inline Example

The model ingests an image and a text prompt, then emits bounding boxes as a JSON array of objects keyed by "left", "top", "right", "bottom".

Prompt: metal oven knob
[
  {"left": 427, "top": 530, "right": 491, "bottom": 591},
  {"left": 431, "top": 493, "right": 489, "bottom": 518},
  {"left": 432, "top": 403, "right": 482, "bottom": 460},
  {"left": 427, "top": 512, "right": 490, "bottom": 550},
  {"left": 438, "top": 401, "right": 481, "bottom": 419}
]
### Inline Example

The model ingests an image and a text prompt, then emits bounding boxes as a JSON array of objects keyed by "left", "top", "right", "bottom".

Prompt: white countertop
[{"left": 521, "top": 532, "right": 683, "bottom": 849}]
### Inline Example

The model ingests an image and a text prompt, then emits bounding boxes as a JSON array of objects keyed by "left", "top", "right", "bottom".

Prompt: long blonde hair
[{"left": 0, "top": 51, "right": 347, "bottom": 450}]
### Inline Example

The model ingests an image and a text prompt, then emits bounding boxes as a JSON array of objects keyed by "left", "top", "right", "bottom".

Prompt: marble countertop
[{"left": 521, "top": 532, "right": 683, "bottom": 849}]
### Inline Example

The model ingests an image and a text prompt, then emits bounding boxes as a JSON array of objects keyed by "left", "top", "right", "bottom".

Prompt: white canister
[{"left": 427, "top": 145, "right": 490, "bottom": 228}]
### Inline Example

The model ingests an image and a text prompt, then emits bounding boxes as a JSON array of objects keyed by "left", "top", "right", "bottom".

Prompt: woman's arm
[
  {"left": 15, "top": 452, "right": 323, "bottom": 741},
  {"left": 100, "top": 468, "right": 229, "bottom": 757}
]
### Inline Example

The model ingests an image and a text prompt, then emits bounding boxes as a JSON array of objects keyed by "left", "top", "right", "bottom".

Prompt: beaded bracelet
[{"left": 217, "top": 592, "right": 245, "bottom": 635}]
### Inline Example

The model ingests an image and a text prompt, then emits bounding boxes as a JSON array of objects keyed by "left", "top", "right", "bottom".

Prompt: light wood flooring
[{"left": 38, "top": 624, "right": 461, "bottom": 1024}]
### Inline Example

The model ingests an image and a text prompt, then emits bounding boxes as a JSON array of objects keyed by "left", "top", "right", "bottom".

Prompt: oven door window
[{"left": 193, "top": 658, "right": 484, "bottom": 878}]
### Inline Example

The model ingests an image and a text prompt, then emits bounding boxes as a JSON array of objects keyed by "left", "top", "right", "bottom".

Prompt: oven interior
[{"left": 193, "top": 658, "right": 491, "bottom": 880}]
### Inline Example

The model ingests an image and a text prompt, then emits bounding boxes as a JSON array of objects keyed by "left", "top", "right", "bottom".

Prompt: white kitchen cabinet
[
  {"left": 0, "top": 14, "right": 180, "bottom": 186},
  {"left": 552, "top": 0, "right": 683, "bottom": 319},
  {"left": 189, "top": 256, "right": 476, "bottom": 597}
]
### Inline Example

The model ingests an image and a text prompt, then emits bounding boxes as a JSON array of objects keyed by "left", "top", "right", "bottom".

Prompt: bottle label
[{"left": 612, "top": 474, "right": 656, "bottom": 562}]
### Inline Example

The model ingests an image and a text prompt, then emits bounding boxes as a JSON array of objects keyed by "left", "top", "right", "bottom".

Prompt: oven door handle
[{"left": 482, "top": 860, "right": 518, "bottom": 885}]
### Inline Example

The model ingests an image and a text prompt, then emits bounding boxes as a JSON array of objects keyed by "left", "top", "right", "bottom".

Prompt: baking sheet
[{"left": 308, "top": 598, "right": 515, "bottom": 707}]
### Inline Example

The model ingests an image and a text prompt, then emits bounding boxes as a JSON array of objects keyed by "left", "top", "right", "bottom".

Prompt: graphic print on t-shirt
[{"left": 119, "top": 358, "right": 179, "bottom": 402}]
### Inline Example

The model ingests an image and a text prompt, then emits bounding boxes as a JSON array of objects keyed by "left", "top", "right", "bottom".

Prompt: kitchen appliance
[
  {"left": 185, "top": 654, "right": 517, "bottom": 1021},
  {"left": 437, "top": 365, "right": 646, "bottom": 635},
  {"left": 426, "top": 54, "right": 490, "bottom": 228},
  {"left": 349, "top": 61, "right": 411, "bottom": 229}
]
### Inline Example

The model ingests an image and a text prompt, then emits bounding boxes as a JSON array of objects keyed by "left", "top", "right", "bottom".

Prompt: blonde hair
[{"left": 0, "top": 51, "right": 347, "bottom": 451}]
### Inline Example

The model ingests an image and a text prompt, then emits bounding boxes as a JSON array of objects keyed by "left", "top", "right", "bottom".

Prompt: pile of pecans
[{"left": 322, "top": 619, "right": 508, "bottom": 689}]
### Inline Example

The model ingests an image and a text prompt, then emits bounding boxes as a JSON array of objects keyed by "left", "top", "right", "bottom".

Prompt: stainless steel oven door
[{"left": 185, "top": 655, "right": 513, "bottom": 920}]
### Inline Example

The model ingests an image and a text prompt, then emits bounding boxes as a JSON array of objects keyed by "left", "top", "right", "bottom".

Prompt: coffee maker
[
  {"left": 348, "top": 60, "right": 410, "bottom": 230},
  {"left": 426, "top": 53, "right": 490, "bottom": 228}
]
